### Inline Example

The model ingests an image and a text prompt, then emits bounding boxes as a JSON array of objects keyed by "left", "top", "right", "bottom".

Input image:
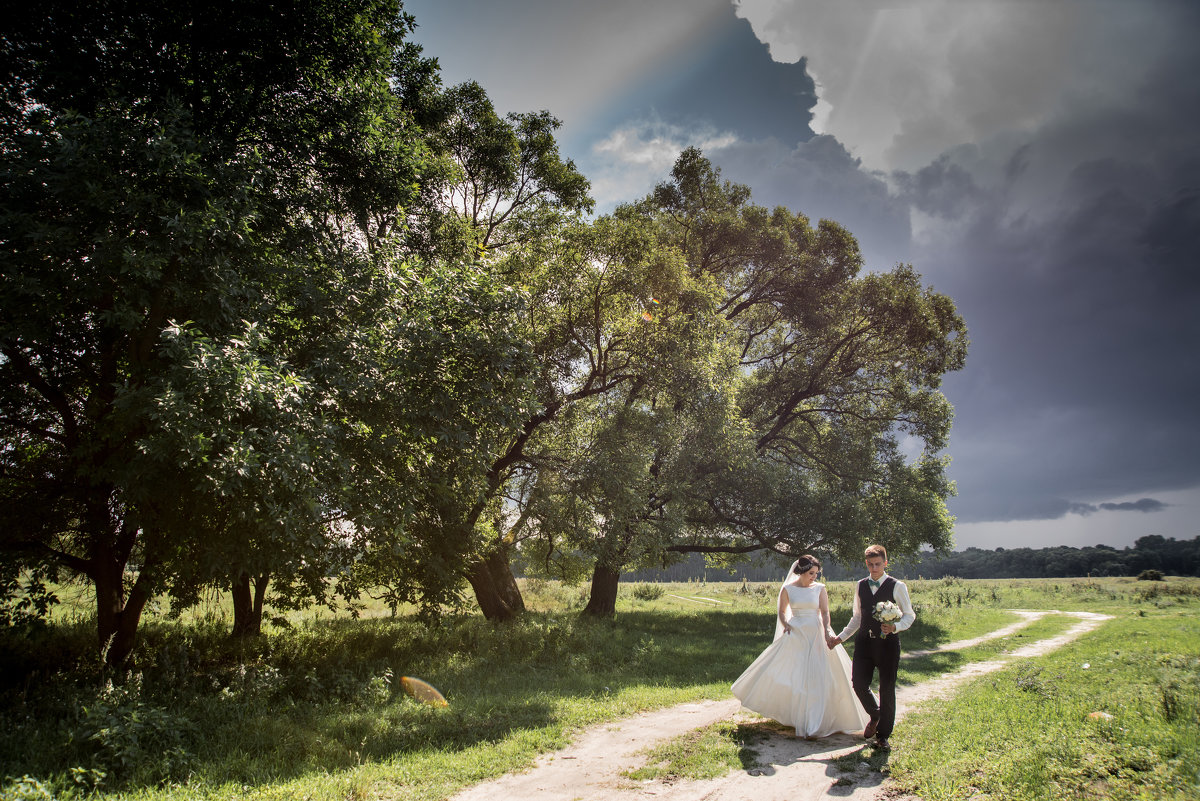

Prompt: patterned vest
[{"left": 857, "top": 576, "right": 896, "bottom": 638}]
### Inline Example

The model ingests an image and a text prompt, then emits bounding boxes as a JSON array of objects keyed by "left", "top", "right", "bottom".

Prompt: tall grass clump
[
  {"left": 0, "top": 602, "right": 767, "bottom": 800},
  {"left": 629, "top": 583, "right": 666, "bottom": 602}
]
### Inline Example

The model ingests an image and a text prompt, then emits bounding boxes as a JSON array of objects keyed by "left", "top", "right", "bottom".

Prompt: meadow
[{"left": 0, "top": 576, "right": 1196, "bottom": 800}]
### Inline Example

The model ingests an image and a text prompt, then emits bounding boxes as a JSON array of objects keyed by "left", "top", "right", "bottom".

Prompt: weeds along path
[{"left": 445, "top": 611, "right": 1112, "bottom": 801}]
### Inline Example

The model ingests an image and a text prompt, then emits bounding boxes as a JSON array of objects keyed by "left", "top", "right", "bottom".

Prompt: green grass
[
  {"left": 0, "top": 608, "right": 756, "bottom": 800},
  {"left": 888, "top": 607, "right": 1200, "bottom": 800},
  {"left": 1, "top": 576, "right": 1196, "bottom": 800},
  {"left": 622, "top": 720, "right": 766, "bottom": 782},
  {"left": 898, "top": 612, "right": 1081, "bottom": 684}
]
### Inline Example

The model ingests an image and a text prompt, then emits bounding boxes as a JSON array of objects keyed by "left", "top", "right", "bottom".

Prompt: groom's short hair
[{"left": 864, "top": 544, "right": 887, "bottom": 560}]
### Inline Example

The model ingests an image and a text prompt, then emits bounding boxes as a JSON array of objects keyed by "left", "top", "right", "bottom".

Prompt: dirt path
[{"left": 448, "top": 610, "right": 1112, "bottom": 801}]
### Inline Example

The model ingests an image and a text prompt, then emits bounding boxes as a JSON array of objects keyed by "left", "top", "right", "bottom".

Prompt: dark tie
[{"left": 869, "top": 579, "right": 880, "bottom": 589}]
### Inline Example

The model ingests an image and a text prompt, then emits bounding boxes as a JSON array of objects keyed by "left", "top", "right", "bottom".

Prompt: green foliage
[
  {"left": 929, "top": 576, "right": 982, "bottom": 607},
  {"left": 896, "top": 535, "right": 1200, "bottom": 580},
  {"left": 0, "top": 0, "right": 541, "bottom": 655},
  {"left": 1, "top": 0, "right": 971, "bottom": 636},
  {"left": 0, "top": 568, "right": 56, "bottom": 630},
  {"left": 1138, "top": 568, "right": 1165, "bottom": 581},
  {"left": 0, "top": 776, "right": 56, "bottom": 801},
  {"left": 514, "top": 148, "right": 966, "bottom": 608},
  {"left": 68, "top": 674, "right": 195, "bottom": 786}
]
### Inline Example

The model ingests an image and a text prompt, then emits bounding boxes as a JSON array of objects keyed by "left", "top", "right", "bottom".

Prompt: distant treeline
[{"left": 619, "top": 535, "right": 1199, "bottom": 582}]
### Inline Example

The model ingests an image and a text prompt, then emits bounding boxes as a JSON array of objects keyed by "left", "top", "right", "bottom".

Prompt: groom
[{"left": 826, "top": 544, "right": 915, "bottom": 750}]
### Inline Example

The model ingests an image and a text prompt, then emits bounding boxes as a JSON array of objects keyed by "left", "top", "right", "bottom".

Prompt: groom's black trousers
[{"left": 851, "top": 633, "right": 901, "bottom": 739}]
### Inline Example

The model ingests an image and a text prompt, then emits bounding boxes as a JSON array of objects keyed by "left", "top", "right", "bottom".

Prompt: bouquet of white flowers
[{"left": 872, "top": 600, "right": 902, "bottom": 638}]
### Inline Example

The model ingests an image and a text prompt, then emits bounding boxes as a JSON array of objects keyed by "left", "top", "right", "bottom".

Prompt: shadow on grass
[
  {"left": 1, "top": 608, "right": 773, "bottom": 792},
  {"left": 717, "top": 719, "right": 890, "bottom": 795},
  {"left": 727, "top": 721, "right": 778, "bottom": 771},
  {"left": 897, "top": 649, "right": 969, "bottom": 685},
  {"left": 839, "top": 614, "right": 955, "bottom": 664},
  {"left": 899, "top": 615, "right": 955, "bottom": 652}
]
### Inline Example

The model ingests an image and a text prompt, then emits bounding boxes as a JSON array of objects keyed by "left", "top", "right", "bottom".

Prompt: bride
[{"left": 731, "top": 555, "right": 868, "bottom": 738}]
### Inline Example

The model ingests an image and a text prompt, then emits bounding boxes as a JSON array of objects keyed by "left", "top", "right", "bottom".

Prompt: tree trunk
[
  {"left": 466, "top": 559, "right": 513, "bottom": 621},
  {"left": 231, "top": 569, "right": 268, "bottom": 637},
  {"left": 253, "top": 572, "right": 269, "bottom": 625},
  {"left": 581, "top": 562, "right": 621, "bottom": 618},
  {"left": 467, "top": 544, "right": 527, "bottom": 621},
  {"left": 93, "top": 556, "right": 152, "bottom": 667},
  {"left": 486, "top": 547, "right": 525, "bottom": 615}
]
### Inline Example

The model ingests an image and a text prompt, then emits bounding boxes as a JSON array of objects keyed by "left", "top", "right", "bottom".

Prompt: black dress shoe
[
  {"left": 874, "top": 737, "right": 891, "bottom": 750},
  {"left": 863, "top": 718, "right": 878, "bottom": 739}
]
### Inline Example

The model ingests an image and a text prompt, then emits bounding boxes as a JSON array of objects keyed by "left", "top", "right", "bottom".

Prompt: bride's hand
[{"left": 780, "top": 622, "right": 792, "bottom": 635}]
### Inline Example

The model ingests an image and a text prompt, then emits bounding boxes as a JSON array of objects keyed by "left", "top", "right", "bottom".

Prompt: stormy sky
[{"left": 406, "top": 0, "right": 1200, "bottom": 551}]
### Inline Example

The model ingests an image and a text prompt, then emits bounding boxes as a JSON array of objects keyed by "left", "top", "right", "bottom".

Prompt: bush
[
  {"left": 1138, "top": 569, "right": 1165, "bottom": 581},
  {"left": 0, "top": 776, "right": 56, "bottom": 801},
  {"left": 68, "top": 673, "right": 194, "bottom": 786},
  {"left": 631, "top": 583, "right": 666, "bottom": 601}
]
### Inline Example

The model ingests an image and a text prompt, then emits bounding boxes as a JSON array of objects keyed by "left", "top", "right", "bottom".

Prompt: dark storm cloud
[
  {"left": 712, "top": 135, "right": 913, "bottom": 270},
  {"left": 1063, "top": 498, "right": 1169, "bottom": 517},
  {"left": 870, "top": 0, "right": 1200, "bottom": 529},
  {"left": 894, "top": 156, "right": 986, "bottom": 219},
  {"left": 583, "top": 5, "right": 914, "bottom": 266},
  {"left": 926, "top": 126, "right": 1200, "bottom": 524},
  {"left": 573, "top": 3, "right": 829, "bottom": 210},
  {"left": 1098, "top": 498, "right": 1169, "bottom": 513},
  {"left": 1140, "top": 188, "right": 1200, "bottom": 278}
]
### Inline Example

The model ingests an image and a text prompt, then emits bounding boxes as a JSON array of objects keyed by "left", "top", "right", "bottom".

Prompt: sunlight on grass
[
  {"left": 889, "top": 608, "right": 1200, "bottom": 800},
  {"left": 898, "top": 612, "right": 1081, "bottom": 684},
  {"left": 622, "top": 720, "right": 765, "bottom": 782},
  {"left": 2, "top": 576, "right": 1196, "bottom": 800}
]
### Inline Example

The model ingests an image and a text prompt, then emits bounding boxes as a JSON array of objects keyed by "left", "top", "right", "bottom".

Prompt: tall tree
[
  {"left": 518, "top": 150, "right": 968, "bottom": 615},
  {"left": 664, "top": 151, "right": 966, "bottom": 564},
  {"left": 0, "top": 0, "right": 530, "bottom": 658},
  {"left": 403, "top": 80, "right": 603, "bottom": 620},
  {"left": 510, "top": 207, "right": 737, "bottom": 616}
]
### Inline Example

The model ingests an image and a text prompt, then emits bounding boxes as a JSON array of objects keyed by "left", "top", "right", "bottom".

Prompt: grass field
[
  {"left": 1, "top": 576, "right": 1196, "bottom": 800},
  {"left": 890, "top": 583, "right": 1200, "bottom": 800}
]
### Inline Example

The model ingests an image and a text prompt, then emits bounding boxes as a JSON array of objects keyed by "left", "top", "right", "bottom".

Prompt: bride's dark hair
[{"left": 792, "top": 554, "right": 822, "bottom": 575}]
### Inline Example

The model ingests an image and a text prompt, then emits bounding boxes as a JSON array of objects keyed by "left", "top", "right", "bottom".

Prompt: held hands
[
  {"left": 825, "top": 634, "right": 840, "bottom": 650},
  {"left": 881, "top": 623, "right": 897, "bottom": 635}
]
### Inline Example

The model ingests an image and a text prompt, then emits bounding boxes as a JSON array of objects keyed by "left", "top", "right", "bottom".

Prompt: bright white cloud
[
  {"left": 595, "top": 124, "right": 738, "bottom": 168},
  {"left": 733, "top": 0, "right": 1174, "bottom": 173},
  {"left": 587, "top": 120, "right": 739, "bottom": 209}
]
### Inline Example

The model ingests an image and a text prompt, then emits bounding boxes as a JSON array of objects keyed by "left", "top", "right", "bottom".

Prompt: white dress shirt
[{"left": 836, "top": 573, "right": 916, "bottom": 642}]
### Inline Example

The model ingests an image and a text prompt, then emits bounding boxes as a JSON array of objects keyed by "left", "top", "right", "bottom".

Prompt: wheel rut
[{"left": 445, "top": 610, "right": 1112, "bottom": 801}]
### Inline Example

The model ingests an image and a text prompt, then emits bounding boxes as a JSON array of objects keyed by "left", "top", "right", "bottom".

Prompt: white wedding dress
[{"left": 731, "top": 583, "right": 869, "bottom": 737}]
